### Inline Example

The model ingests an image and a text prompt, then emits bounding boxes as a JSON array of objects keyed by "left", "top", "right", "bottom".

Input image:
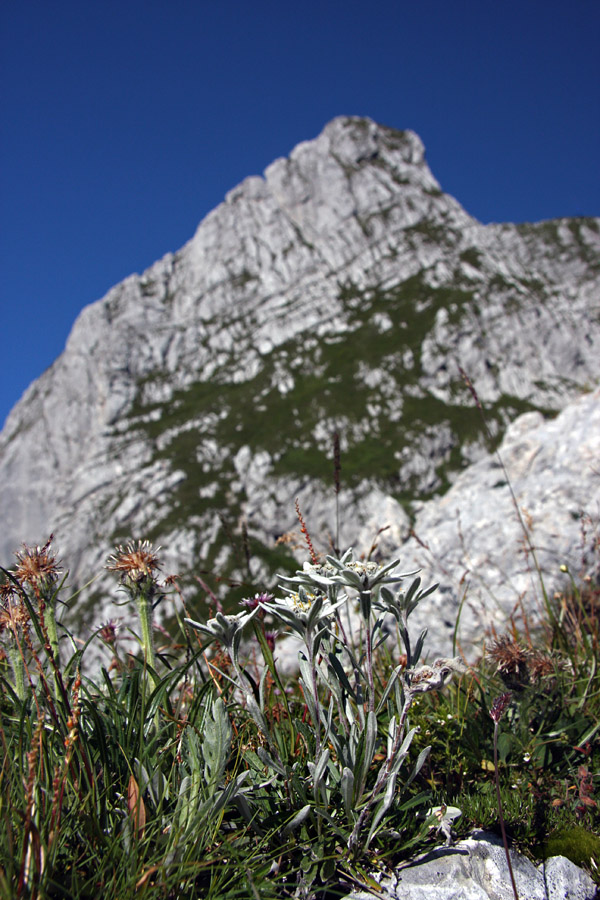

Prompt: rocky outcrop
[
  {"left": 343, "top": 831, "right": 598, "bottom": 900},
  {"left": 395, "top": 385, "right": 600, "bottom": 657},
  {"left": 0, "top": 116, "right": 598, "bottom": 642}
]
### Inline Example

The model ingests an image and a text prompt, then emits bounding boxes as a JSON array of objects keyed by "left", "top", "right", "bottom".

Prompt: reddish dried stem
[{"left": 295, "top": 499, "right": 318, "bottom": 564}]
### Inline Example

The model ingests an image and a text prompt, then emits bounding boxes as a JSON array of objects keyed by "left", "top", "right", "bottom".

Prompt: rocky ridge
[{"left": 0, "top": 116, "right": 599, "bottom": 650}]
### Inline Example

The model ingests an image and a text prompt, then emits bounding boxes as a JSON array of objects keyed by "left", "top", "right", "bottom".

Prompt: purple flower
[{"left": 241, "top": 591, "right": 274, "bottom": 611}]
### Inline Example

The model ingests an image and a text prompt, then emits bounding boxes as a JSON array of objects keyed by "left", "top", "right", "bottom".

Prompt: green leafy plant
[{"left": 186, "top": 543, "right": 466, "bottom": 892}]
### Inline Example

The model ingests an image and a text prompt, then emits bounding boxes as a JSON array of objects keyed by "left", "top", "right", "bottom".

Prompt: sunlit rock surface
[{"left": 342, "top": 830, "right": 597, "bottom": 900}]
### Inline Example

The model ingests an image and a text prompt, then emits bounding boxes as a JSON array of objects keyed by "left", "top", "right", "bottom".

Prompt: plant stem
[
  {"left": 348, "top": 691, "right": 412, "bottom": 851},
  {"left": 45, "top": 598, "right": 60, "bottom": 664},
  {"left": 307, "top": 631, "right": 322, "bottom": 757},
  {"left": 360, "top": 590, "right": 375, "bottom": 714},
  {"left": 493, "top": 720, "right": 519, "bottom": 900},
  {"left": 137, "top": 585, "right": 158, "bottom": 683},
  {"left": 8, "top": 644, "right": 26, "bottom": 701}
]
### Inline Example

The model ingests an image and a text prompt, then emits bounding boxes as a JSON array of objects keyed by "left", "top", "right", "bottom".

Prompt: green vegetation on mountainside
[{"left": 111, "top": 271, "right": 544, "bottom": 598}]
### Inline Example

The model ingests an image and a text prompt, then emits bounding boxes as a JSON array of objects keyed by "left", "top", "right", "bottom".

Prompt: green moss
[
  {"left": 540, "top": 826, "right": 600, "bottom": 873},
  {"left": 137, "top": 278, "right": 497, "bottom": 506},
  {"left": 380, "top": 125, "right": 409, "bottom": 149},
  {"left": 515, "top": 217, "right": 600, "bottom": 270},
  {"left": 140, "top": 277, "right": 158, "bottom": 296}
]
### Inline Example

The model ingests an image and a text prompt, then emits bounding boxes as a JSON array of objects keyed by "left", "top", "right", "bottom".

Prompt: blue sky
[{"left": 1, "top": 0, "right": 599, "bottom": 428}]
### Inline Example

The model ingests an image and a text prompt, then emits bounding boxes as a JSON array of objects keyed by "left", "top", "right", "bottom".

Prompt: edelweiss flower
[
  {"left": 185, "top": 607, "right": 260, "bottom": 647},
  {"left": 304, "top": 549, "right": 407, "bottom": 593},
  {"left": 345, "top": 560, "right": 382, "bottom": 578},
  {"left": 302, "top": 561, "right": 338, "bottom": 579},
  {"left": 266, "top": 587, "right": 346, "bottom": 636},
  {"left": 407, "top": 657, "right": 468, "bottom": 694},
  {"left": 284, "top": 589, "right": 320, "bottom": 614}
]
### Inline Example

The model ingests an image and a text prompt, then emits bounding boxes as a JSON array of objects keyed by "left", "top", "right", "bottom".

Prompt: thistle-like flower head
[
  {"left": 0, "top": 582, "right": 29, "bottom": 636},
  {"left": 487, "top": 635, "right": 528, "bottom": 680},
  {"left": 241, "top": 591, "right": 274, "bottom": 611},
  {"left": 107, "top": 540, "right": 161, "bottom": 586},
  {"left": 99, "top": 618, "right": 120, "bottom": 645},
  {"left": 14, "top": 536, "right": 62, "bottom": 591}
]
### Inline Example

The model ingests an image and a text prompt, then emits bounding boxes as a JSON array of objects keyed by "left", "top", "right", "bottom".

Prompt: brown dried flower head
[
  {"left": 107, "top": 540, "right": 161, "bottom": 585},
  {"left": 0, "top": 582, "right": 29, "bottom": 635},
  {"left": 99, "top": 618, "right": 120, "bottom": 644},
  {"left": 487, "top": 635, "right": 528, "bottom": 679},
  {"left": 487, "top": 634, "right": 556, "bottom": 686},
  {"left": 527, "top": 650, "right": 556, "bottom": 681},
  {"left": 14, "top": 536, "right": 61, "bottom": 590}
]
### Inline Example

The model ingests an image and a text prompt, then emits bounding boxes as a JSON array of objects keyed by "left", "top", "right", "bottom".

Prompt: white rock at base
[{"left": 342, "top": 831, "right": 597, "bottom": 900}]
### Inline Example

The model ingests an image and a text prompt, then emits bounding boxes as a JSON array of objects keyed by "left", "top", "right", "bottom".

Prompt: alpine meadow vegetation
[{"left": 0, "top": 452, "right": 599, "bottom": 898}]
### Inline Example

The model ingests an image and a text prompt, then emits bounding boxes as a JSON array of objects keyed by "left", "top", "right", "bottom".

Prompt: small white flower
[
  {"left": 345, "top": 560, "right": 382, "bottom": 578},
  {"left": 266, "top": 588, "right": 346, "bottom": 634}
]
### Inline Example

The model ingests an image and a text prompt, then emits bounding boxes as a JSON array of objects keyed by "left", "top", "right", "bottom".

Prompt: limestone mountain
[{"left": 1, "top": 116, "right": 599, "bottom": 647}]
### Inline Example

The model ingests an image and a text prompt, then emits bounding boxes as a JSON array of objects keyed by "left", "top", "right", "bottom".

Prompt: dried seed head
[
  {"left": 0, "top": 582, "right": 29, "bottom": 635},
  {"left": 14, "top": 536, "right": 61, "bottom": 589},
  {"left": 488, "top": 634, "right": 557, "bottom": 686},
  {"left": 527, "top": 650, "right": 556, "bottom": 681},
  {"left": 487, "top": 635, "right": 528, "bottom": 679},
  {"left": 107, "top": 540, "right": 161, "bottom": 584}
]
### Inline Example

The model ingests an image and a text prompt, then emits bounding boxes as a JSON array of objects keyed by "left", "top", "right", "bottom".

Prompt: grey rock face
[
  {"left": 0, "top": 115, "right": 599, "bottom": 644},
  {"left": 397, "top": 385, "right": 600, "bottom": 658},
  {"left": 343, "top": 832, "right": 598, "bottom": 900}
]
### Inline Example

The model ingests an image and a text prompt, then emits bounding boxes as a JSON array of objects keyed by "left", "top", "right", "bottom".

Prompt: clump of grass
[{"left": 405, "top": 566, "right": 599, "bottom": 882}]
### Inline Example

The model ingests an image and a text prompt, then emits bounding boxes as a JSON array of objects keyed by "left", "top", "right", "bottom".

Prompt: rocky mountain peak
[{"left": 1, "top": 116, "right": 599, "bottom": 655}]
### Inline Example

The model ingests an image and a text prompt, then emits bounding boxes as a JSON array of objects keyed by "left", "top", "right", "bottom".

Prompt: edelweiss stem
[
  {"left": 348, "top": 691, "right": 412, "bottom": 851},
  {"left": 360, "top": 590, "right": 376, "bottom": 714},
  {"left": 306, "top": 630, "right": 322, "bottom": 757},
  {"left": 365, "top": 624, "right": 375, "bottom": 714}
]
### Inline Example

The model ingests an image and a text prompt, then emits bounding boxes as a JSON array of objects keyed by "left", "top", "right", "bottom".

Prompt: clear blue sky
[{"left": 1, "top": 0, "right": 598, "bottom": 428}]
